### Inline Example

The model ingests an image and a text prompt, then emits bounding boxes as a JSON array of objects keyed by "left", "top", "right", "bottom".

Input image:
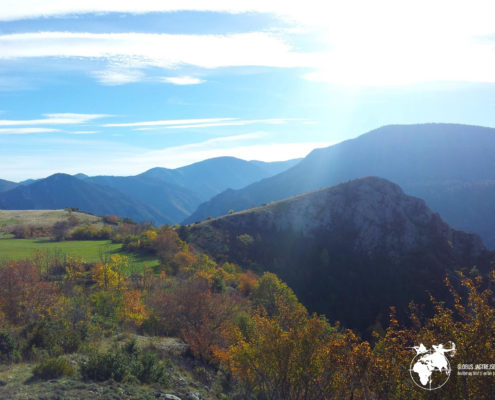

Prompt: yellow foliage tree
[
  {"left": 92, "top": 254, "right": 127, "bottom": 290},
  {"left": 120, "top": 289, "right": 148, "bottom": 327}
]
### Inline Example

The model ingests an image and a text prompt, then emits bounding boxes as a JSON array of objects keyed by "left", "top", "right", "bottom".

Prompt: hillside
[
  {"left": 189, "top": 177, "right": 491, "bottom": 332},
  {"left": 185, "top": 124, "right": 495, "bottom": 248},
  {"left": 0, "top": 174, "right": 160, "bottom": 223},
  {"left": 0, "top": 179, "right": 18, "bottom": 193},
  {"left": 0, "top": 209, "right": 99, "bottom": 227}
]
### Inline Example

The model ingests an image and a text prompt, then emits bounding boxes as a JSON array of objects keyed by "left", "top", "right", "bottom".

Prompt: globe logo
[{"left": 409, "top": 342, "right": 456, "bottom": 390}]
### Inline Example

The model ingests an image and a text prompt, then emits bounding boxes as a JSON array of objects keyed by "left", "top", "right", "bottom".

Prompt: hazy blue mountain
[
  {"left": 85, "top": 157, "right": 300, "bottom": 223},
  {"left": 189, "top": 177, "right": 491, "bottom": 332},
  {"left": 0, "top": 157, "right": 298, "bottom": 224},
  {"left": 185, "top": 124, "right": 495, "bottom": 248},
  {"left": 73, "top": 173, "right": 89, "bottom": 179},
  {"left": 136, "top": 157, "right": 301, "bottom": 200},
  {"left": 0, "top": 173, "right": 161, "bottom": 223},
  {"left": 0, "top": 179, "right": 17, "bottom": 193},
  {"left": 87, "top": 175, "right": 202, "bottom": 224},
  {"left": 18, "top": 179, "right": 36, "bottom": 186}
]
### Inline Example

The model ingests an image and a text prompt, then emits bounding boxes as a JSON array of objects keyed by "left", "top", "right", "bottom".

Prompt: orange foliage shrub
[
  {"left": 237, "top": 270, "right": 258, "bottom": 296},
  {"left": 0, "top": 260, "right": 59, "bottom": 324}
]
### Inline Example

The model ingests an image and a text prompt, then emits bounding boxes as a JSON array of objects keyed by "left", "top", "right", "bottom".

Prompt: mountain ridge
[
  {"left": 184, "top": 123, "right": 495, "bottom": 248},
  {"left": 0, "top": 179, "right": 18, "bottom": 193},
  {"left": 0, "top": 173, "right": 161, "bottom": 223},
  {"left": 0, "top": 157, "right": 300, "bottom": 224},
  {"left": 189, "top": 176, "right": 490, "bottom": 331}
]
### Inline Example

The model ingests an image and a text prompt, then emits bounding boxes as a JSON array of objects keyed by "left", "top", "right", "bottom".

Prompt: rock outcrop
[{"left": 190, "top": 177, "right": 491, "bottom": 332}]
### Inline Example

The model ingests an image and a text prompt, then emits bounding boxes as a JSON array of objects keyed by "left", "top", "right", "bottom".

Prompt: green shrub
[
  {"left": 132, "top": 352, "right": 168, "bottom": 384},
  {"left": 80, "top": 340, "right": 169, "bottom": 384},
  {"left": 80, "top": 351, "right": 129, "bottom": 382},
  {"left": 0, "top": 332, "right": 18, "bottom": 363},
  {"left": 32, "top": 357, "right": 75, "bottom": 379},
  {"left": 23, "top": 321, "right": 82, "bottom": 359}
]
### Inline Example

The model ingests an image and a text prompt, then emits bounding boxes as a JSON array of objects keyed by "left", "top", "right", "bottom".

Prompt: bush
[
  {"left": 133, "top": 352, "right": 168, "bottom": 384},
  {"left": 23, "top": 321, "right": 83, "bottom": 359},
  {"left": 52, "top": 221, "right": 70, "bottom": 241},
  {"left": 80, "top": 340, "right": 169, "bottom": 384},
  {"left": 0, "top": 332, "right": 17, "bottom": 363},
  {"left": 32, "top": 357, "right": 75, "bottom": 379},
  {"left": 103, "top": 215, "right": 120, "bottom": 225},
  {"left": 80, "top": 350, "right": 130, "bottom": 382}
]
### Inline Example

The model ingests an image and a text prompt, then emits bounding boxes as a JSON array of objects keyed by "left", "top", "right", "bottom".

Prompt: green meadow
[{"left": 0, "top": 238, "right": 159, "bottom": 272}]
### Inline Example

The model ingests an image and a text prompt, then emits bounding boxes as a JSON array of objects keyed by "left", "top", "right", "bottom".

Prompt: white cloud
[
  {"left": 2, "top": 1, "right": 495, "bottom": 86},
  {"left": 68, "top": 130, "right": 98, "bottom": 135},
  {"left": 104, "top": 117, "right": 235, "bottom": 128},
  {"left": 0, "top": 113, "right": 110, "bottom": 126},
  {"left": 0, "top": 32, "right": 317, "bottom": 69},
  {"left": 106, "top": 117, "right": 304, "bottom": 130},
  {"left": 93, "top": 69, "right": 145, "bottom": 85},
  {"left": 162, "top": 118, "right": 304, "bottom": 129},
  {"left": 0, "top": 127, "right": 60, "bottom": 134},
  {"left": 198, "top": 132, "right": 266, "bottom": 144},
  {"left": 0, "top": 1, "right": 305, "bottom": 22},
  {"left": 161, "top": 76, "right": 204, "bottom": 85}
]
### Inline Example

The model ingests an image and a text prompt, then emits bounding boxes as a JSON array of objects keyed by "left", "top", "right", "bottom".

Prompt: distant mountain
[
  {"left": 0, "top": 157, "right": 299, "bottom": 224},
  {"left": 0, "top": 179, "right": 17, "bottom": 193},
  {"left": 86, "top": 175, "right": 201, "bottom": 224},
  {"left": 185, "top": 124, "right": 495, "bottom": 248},
  {"left": 19, "top": 179, "right": 36, "bottom": 186},
  {"left": 139, "top": 157, "right": 301, "bottom": 200},
  {"left": 0, "top": 173, "right": 160, "bottom": 223},
  {"left": 73, "top": 173, "right": 89, "bottom": 179},
  {"left": 189, "top": 177, "right": 491, "bottom": 332},
  {"left": 85, "top": 157, "right": 300, "bottom": 224}
]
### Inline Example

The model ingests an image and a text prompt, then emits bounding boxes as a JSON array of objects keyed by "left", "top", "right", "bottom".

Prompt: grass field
[
  {"left": 0, "top": 209, "right": 100, "bottom": 229},
  {"left": 0, "top": 238, "right": 159, "bottom": 272}
]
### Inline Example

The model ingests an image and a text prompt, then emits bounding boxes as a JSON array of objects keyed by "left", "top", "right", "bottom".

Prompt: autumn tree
[
  {"left": 120, "top": 290, "right": 148, "bottom": 327},
  {"left": 0, "top": 260, "right": 59, "bottom": 324},
  {"left": 92, "top": 254, "right": 127, "bottom": 290},
  {"left": 150, "top": 276, "right": 243, "bottom": 363}
]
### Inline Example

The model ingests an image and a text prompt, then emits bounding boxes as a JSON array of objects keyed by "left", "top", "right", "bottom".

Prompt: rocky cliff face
[
  {"left": 190, "top": 177, "right": 490, "bottom": 332},
  {"left": 197, "top": 177, "right": 484, "bottom": 261}
]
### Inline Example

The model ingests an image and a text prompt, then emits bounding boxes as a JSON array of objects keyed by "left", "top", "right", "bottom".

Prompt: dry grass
[{"left": 0, "top": 209, "right": 100, "bottom": 229}]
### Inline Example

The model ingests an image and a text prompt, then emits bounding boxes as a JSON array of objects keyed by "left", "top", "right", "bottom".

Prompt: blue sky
[{"left": 1, "top": 1, "right": 495, "bottom": 181}]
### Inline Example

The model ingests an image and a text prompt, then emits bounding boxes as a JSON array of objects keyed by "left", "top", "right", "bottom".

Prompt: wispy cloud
[
  {"left": 0, "top": 113, "right": 110, "bottom": 126},
  {"left": 107, "top": 117, "right": 304, "bottom": 130},
  {"left": 162, "top": 118, "right": 303, "bottom": 129},
  {"left": 161, "top": 76, "right": 204, "bottom": 85},
  {"left": 0, "top": 127, "right": 60, "bottom": 134},
  {"left": 93, "top": 69, "right": 145, "bottom": 85},
  {"left": 103, "top": 118, "right": 235, "bottom": 128},
  {"left": 0, "top": 2, "right": 305, "bottom": 22},
  {"left": 0, "top": 32, "right": 317, "bottom": 69},
  {"left": 2, "top": 2, "right": 495, "bottom": 86},
  {"left": 68, "top": 130, "right": 98, "bottom": 135}
]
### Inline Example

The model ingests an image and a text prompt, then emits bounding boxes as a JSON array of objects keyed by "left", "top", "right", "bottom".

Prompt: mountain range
[
  {"left": 0, "top": 173, "right": 160, "bottom": 222},
  {"left": 0, "top": 157, "right": 299, "bottom": 224},
  {"left": 188, "top": 176, "right": 491, "bottom": 332},
  {"left": 185, "top": 124, "right": 495, "bottom": 248}
]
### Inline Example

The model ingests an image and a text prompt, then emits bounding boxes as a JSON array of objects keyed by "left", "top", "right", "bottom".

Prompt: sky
[{"left": 1, "top": 0, "right": 495, "bottom": 181}]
